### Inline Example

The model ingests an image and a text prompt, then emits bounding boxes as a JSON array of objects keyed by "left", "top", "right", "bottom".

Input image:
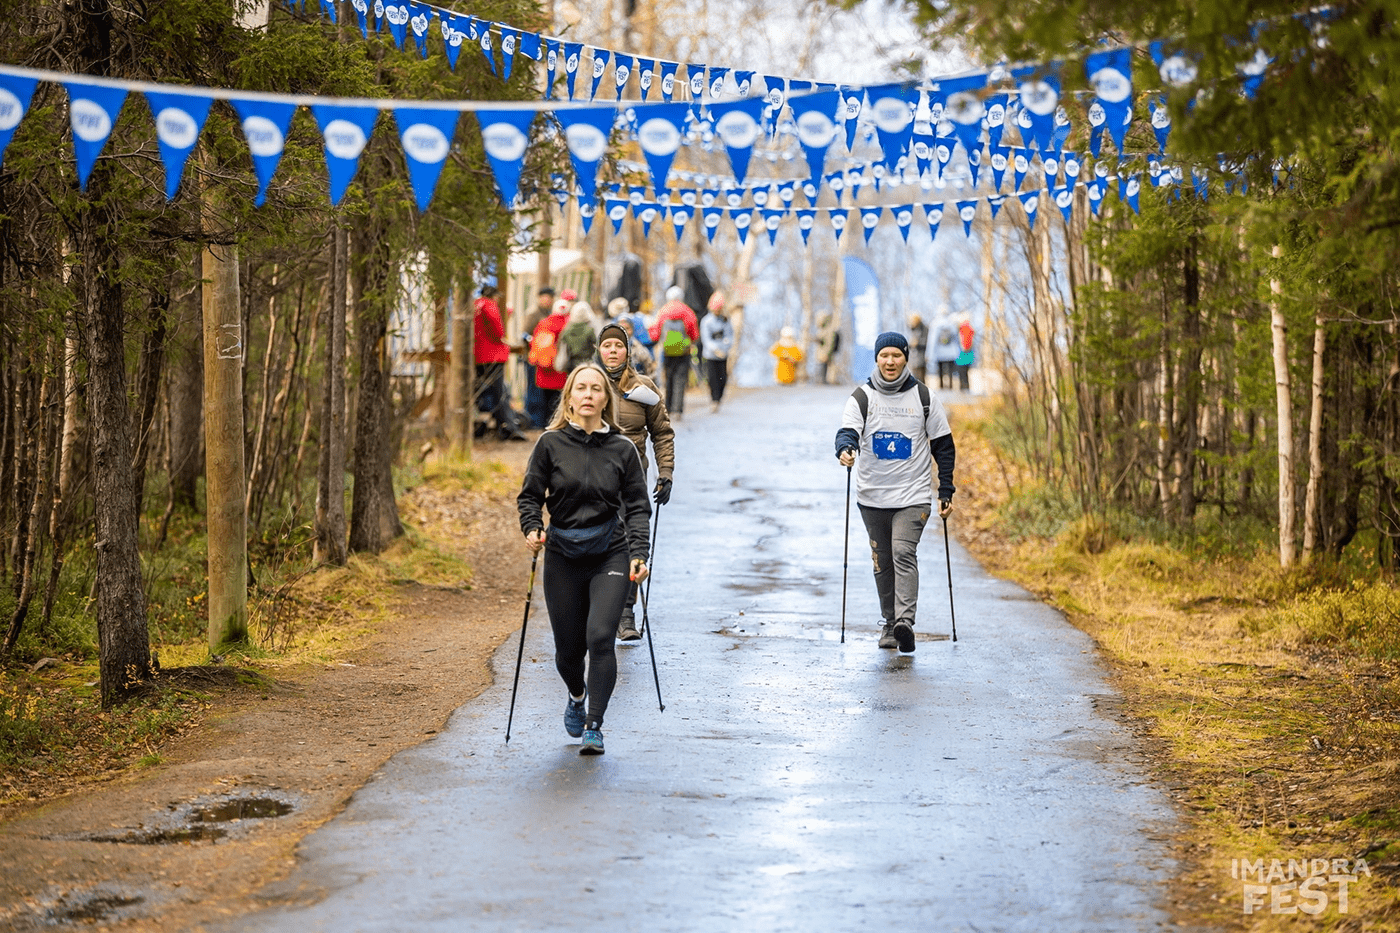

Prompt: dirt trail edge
[{"left": 0, "top": 442, "right": 533, "bottom": 932}]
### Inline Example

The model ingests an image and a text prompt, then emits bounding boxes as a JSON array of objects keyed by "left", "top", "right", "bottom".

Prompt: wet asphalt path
[{"left": 228, "top": 385, "right": 1181, "bottom": 932}]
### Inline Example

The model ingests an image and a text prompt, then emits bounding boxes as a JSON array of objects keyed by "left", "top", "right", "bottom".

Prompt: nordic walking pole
[
  {"left": 636, "top": 567, "right": 665, "bottom": 712},
  {"left": 942, "top": 512, "right": 957, "bottom": 642},
  {"left": 640, "top": 503, "right": 661, "bottom": 637},
  {"left": 505, "top": 552, "right": 539, "bottom": 742},
  {"left": 840, "top": 464, "right": 852, "bottom": 644}
]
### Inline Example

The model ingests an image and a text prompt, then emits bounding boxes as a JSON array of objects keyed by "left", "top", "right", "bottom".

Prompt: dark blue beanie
[{"left": 874, "top": 331, "right": 909, "bottom": 357}]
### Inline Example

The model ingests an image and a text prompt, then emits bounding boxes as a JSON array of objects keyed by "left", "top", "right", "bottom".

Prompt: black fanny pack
[{"left": 548, "top": 517, "right": 618, "bottom": 559}]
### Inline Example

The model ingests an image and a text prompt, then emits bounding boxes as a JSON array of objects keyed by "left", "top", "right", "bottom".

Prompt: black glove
[{"left": 654, "top": 477, "right": 672, "bottom": 505}]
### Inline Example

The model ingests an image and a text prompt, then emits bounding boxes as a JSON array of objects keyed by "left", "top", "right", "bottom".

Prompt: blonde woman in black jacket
[{"left": 517, "top": 363, "right": 651, "bottom": 755}]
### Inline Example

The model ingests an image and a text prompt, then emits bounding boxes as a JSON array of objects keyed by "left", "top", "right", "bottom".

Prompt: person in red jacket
[
  {"left": 474, "top": 285, "right": 528, "bottom": 441},
  {"left": 648, "top": 286, "right": 700, "bottom": 416},
  {"left": 528, "top": 297, "right": 572, "bottom": 423}
]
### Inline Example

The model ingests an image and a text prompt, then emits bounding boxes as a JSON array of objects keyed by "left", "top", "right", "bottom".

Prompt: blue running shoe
[
  {"left": 580, "top": 728, "right": 605, "bottom": 755},
  {"left": 564, "top": 696, "right": 586, "bottom": 738}
]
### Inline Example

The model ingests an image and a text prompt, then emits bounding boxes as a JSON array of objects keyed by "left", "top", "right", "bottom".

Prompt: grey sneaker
[
  {"left": 564, "top": 696, "right": 586, "bottom": 738},
  {"left": 877, "top": 622, "right": 898, "bottom": 649},
  {"left": 617, "top": 612, "right": 641, "bottom": 642},
  {"left": 893, "top": 621, "right": 915, "bottom": 654},
  {"left": 580, "top": 728, "right": 605, "bottom": 755}
]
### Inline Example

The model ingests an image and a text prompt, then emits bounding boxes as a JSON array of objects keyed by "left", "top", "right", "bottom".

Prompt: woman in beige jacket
[{"left": 596, "top": 322, "right": 676, "bottom": 641}]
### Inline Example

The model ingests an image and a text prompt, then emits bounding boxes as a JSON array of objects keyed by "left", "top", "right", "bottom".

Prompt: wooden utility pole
[{"left": 1270, "top": 244, "right": 1297, "bottom": 567}]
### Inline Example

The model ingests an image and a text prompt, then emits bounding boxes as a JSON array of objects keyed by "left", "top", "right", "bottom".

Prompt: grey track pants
[{"left": 857, "top": 502, "right": 931, "bottom": 627}]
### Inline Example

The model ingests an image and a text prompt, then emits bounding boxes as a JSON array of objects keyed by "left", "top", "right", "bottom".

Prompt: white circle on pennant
[
  {"left": 412, "top": 13, "right": 428, "bottom": 35},
  {"left": 242, "top": 115, "right": 284, "bottom": 158},
  {"left": 567, "top": 54, "right": 579, "bottom": 72},
  {"left": 616, "top": 65, "right": 630, "bottom": 84},
  {"left": 831, "top": 213, "right": 846, "bottom": 230},
  {"left": 638, "top": 117, "right": 681, "bottom": 156},
  {"left": 1160, "top": 55, "right": 1197, "bottom": 87},
  {"left": 1016, "top": 108, "right": 1033, "bottom": 129},
  {"left": 448, "top": 29, "right": 463, "bottom": 47},
  {"left": 704, "top": 211, "right": 719, "bottom": 228},
  {"left": 681, "top": 190, "right": 697, "bottom": 207},
  {"left": 1056, "top": 189, "right": 1072, "bottom": 207},
  {"left": 1090, "top": 67, "right": 1131, "bottom": 103},
  {"left": 156, "top": 107, "right": 198, "bottom": 150},
  {"left": 799, "top": 213, "right": 813, "bottom": 230},
  {"left": 629, "top": 188, "right": 644, "bottom": 205},
  {"left": 753, "top": 189, "right": 769, "bottom": 206},
  {"left": 871, "top": 96, "right": 911, "bottom": 133},
  {"left": 844, "top": 96, "right": 861, "bottom": 119},
  {"left": 830, "top": 175, "right": 845, "bottom": 192},
  {"left": 1023, "top": 194, "right": 1038, "bottom": 212},
  {"left": 641, "top": 71, "right": 652, "bottom": 90},
  {"left": 700, "top": 191, "right": 716, "bottom": 206},
  {"left": 1066, "top": 157, "right": 1080, "bottom": 176},
  {"left": 802, "top": 182, "right": 817, "bottom": 199},
  {"left": 482, "top": 122, "right": 527, "bottom": 161},
  {"left": 1014, "top": 153, "right": 1029, "bottom": 172},
  {"left": 641, "top": 207, "right": 657, "bottom": 223},
  {"left": 991, "top": 152, "right": 1007, "bottom": 171},
  {"left": 715, "top": 109, "right": 759, "bottom": 148},
  {"left": 795, "top": 110, "right": 835, "bottom": 148},
  {"left": 986, "top": 103, "right": 1005, "bottom": 127},
  {"left": 565, "top": 123, "right": 607, "bottom": 162},
  {"left": 1126, "top": 178, "right": 1140, "bottom": 196},
  {"left": 70, "top": 98, "right": 111, "bottom": 143},
  {"left": 765, "top": 213, "right": 780, "bottom": 230},
  {"left": 947, "top": 91, "right": 985, "bottom": 125},
  {"left": 1019, "top": 80, "right": 1058, "bottom": 116},
  {"left": 912, "top": 140, "right": 930, "bottom": 159},
  {"left": 502, "top": 34, "right": 516, "bottom": 53},
  {"left": 673, "top": 208, "right": 690, "bottom": 223},
  {"left": 927, "top": 208, "right": 943, "bottom": 224},
  {"left": 862, "top": 212, "right": 879, "bottom": 229},
  {"left": 547, "top": 49, "right": 558, "bottom": 69},
  {"left": 661, "top": 74, "right": 674, "bottom": 95},
  {"left": 725, "top": 191, "right": 742, "bottom": 207},
  {"left": 969, "top": 148, "right": 982, "bottom": 166},
  {"left": 323, "top": 119, "right": 367, "bottom": 160},
  {"left": 1089, "top": 184, "right": 1102, "bottom": 201},
  {"left": 374, "top": 0, "right": 383, "bottom": 18},
  {"left": 609, "top": 204, "right": 627, "bottom": 220},
  {"left": 1096, "top": 162, "right": 1108, "bottom": 177},
  {"left": 580, "top": 202, "right": 595, "bottom": 217},
  {"left": 958, "top": 204, "right": 975, "bottom": 222},
  {"left": 1088, "top": 102, "right": 1106, "bottom": 126},
  {"left": 1044, "top": 157, "right": 1058, "bottom": 175},
  {"left": 1151, "top": 107, "right": 1171, "bottom": 129},
  {"left": 935, "top": 143, "right": 950, "bottom": 162},
  {"left": 690, "top": 75, "right": 705, "bottom": 95},
  {"left": 780, "top": 186, "right": 794, "bottom": 203},
  {"left": 592, "top": 58, "right": 606, "bottom": 79},
  {"left": 387, "top": 4, "right": 407, "bottom": 25},
  {"left": 402, "top": 122, "right": 449, "bottom": 164},
  {"left": 1239, "top": 49, "right": 1269, "bottom": 76},
  {"left": 897, "top": 209, "right": 913, "bottom": 225}
]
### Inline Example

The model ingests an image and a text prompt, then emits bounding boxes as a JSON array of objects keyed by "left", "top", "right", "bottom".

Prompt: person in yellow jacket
[{"left": 770, "top": 326, "right": 805, "bottom": 385}]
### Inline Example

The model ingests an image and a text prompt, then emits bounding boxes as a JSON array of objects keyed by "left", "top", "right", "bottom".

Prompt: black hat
[
  {"left": 538, "top": 285, "right": 555, "bottom": 296},
  {"left": 874, "top": 331, "right": 909, "bottom": 357},
  {"left": 598, "top": 322, "right": 629, "bottom": 348}
]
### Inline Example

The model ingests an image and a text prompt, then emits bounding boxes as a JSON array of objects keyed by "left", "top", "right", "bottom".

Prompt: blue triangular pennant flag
[
  {"left": 796, "top": 208, "right": 816, "bottom": 245},
  {"left": 408, "top": 2, "right": 431, "bottom": 58},
  {"left": 603, "top": 197, "right": 627, "bottom": 234},
  {"left": 923, "top": 202, "right": 944, "bottom": 240},
  {"left": 912, "top": 128, "right": 933, "bottom": 179},
  {"left": 1019, "top": 190, "right": 1040, "bottom": 231},
  {"left": 564, "top": 43, "right": 583, "bottom": 99},
  {"left": 893, "top": 205, "right": 914, "bottom": 242},
  {"left": 544, "top": 39, "right": 560, "bottom": 98},
  {"left": 1150, "top": 97, "right": 1170, "bottom": 153},
  {"left": 1011, "top": 65, "right": 1060, "bottom": 152},
  {"left": 825, "top": 172, "right": 845, "bottom": 202},
  {"left": 659, "top": 61, "right": 678, "bottom": 102},
  {"left": 686, "top": 63, "right": 706, "bottom": 100},
  {"left": 829, "top": 208, "right": 848, "bottom": 241},
  {"left": 637, "top": 200, "right": 660, "bottom": 237},
  {"left": 579, "top": 195, "right": 597, "bottom": 235},
  {"left": 231, "top": 98, "right": 296, "bottom": 207},
  {"left": 788, "top": 91, "right": 840, "bottom": 190},
  {"left": 476, "top": 109, "right": 534, "bottom": 209},
  {"left": 635, "top": 58, "right": 655, "bottom": 99},
  {"left": 943, "top": 72, "right": 988, "bottom": 169},
  {"left": 312, "top": 104, "right": 379, "bottom": 205},
  {"left": 64, "top": 81, "right": 127, "bottom": 191},
  {"left": 734, "top": 71, "right": 754, "bottom": 97},
  {"left": 708, "top": 67, "right": 729, "bottom": 99},
  {"left": 477, "top": 20, "right": 497, "bottom": 76},
  {"left": 1193, "top": 167, "right": 1209, "bottom": 200},
  {"left": 989, "top": 146, "right": 1009, "bottom": 191},
  {"left": 499, "top": 27, "right": 520, "bottom": 80},
  {"left": 613, "top": 54, "right": 632, "bottom": 101},
  {"left": 394, "top": 107, "right": 459, "bottom": 213},
  {"left": 350, "top": 0, "right": 369, "bottom": 37},
  {"left": 669, "top": 202, "right": 691, "bottom": 239},
  {"left": 556, "top": 106, "right": 615, "bottom": 200},
  {"left": 778, "top": 180, "right": 795, "bottom": 205},
  {"left": 934, "top": 131, "right": 954, "bottom": 181},
  {"left": 1088, "top": 181, "right": 1104, "bottom": 216},
  {"left": 144, "top": 92, "right": 213, "bottom": 201},
  {"left": 1064, "top": 152, "right": 1082, "bottom": 187},
  {"left": 865, "top": 83, "right": 916, "bottom": 170},
  {"left": 702, "top": 205, "right": 723, "bottom": 242},
  {"left": 1150, "top": 40, "right": 1199, "bottom": 89},
  {"left": 762, "top": 207, "right": 784, "bottom": 245},
  {"left": 0, "top": 74, "right": 39, "bottom": 171},
  {"left": 443, "top": 14, "right": 467, "bottom": 70},
  {"left": 1088, "top": 101, "right": 1106, "bottom": 158},
  {"left": 709, "top": 96, "right": 767, "bottom": 185},
  {"left": 1086, "top": 48, "right": 1133, "bottom": 155},
  {"left": 729, "top": 208, "right": 752, "bottom": 244},
  {"left": 1013, "top": 150, "right": 1030, "bottom": 190},
  {"left": 752, "top": 186, "right": 770, "bottom": 208},
  {"left": 988, "top": 195, "right": 1006, "bottom": 219},
  {"left": 383, "top": 0, "right": 408, "bottom": 49},
  {"left": 588, "top": 48, "right": 609, "bottom": 100},
  {"left": 985, "top": 93, "right": 1008, "bottom": 149},
  {"left": 1122, "top": 172, "right": 1141, "bottom": 213},
  {"left": 519, "top": 32, "right": 541, "bottom": 64},
  {"left": 957, "top": 199, "right": 978, "bottom": 237},
  {"left": 1052, "top": 184, "right": 1073, "bottom": 224},
  {"left": 840, "top": 86, "right": 863, "bottom": 151},
  {"left": 1043, "top": 152, "right": 1060, "bottom": 188},
  {"left": 635, "top": 102, "right": 688, "bottom": 194},
  {"left": 859, "top": 205, "right": 882, "bottom": 244}
]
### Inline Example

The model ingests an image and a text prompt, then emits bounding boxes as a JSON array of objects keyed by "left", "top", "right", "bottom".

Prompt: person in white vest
[
  {"left": 931, "top": 306, "right": 959, "bottom": 390},
  {"left": 833, "top": 332, "right": 956, "bottom": 654}
]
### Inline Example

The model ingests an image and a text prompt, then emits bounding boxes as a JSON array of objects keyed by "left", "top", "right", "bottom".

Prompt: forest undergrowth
[{"left": 955, "top": 399, "right": 1400, "bottom": 931}]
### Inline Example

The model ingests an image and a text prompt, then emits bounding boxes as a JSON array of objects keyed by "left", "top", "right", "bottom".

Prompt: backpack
[
  {"left": 936, "top": 326, "right": 956, "bottom": 348},
  {"left": 661, "top": 316, "right": 692, "bottom": 357},
  {"left": 852, "top": 382, "right": 931, "bottom": 428},
  {"left": 528, "top": 329, "right": 558, "bottom": 369}
]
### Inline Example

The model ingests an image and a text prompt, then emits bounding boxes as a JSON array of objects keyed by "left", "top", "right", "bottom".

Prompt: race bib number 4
[{"left": 872, "top": 431, "right": 912, "bottom": 461}]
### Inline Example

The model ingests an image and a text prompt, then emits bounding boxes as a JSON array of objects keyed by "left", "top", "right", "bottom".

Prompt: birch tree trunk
[
  {"left": 1302, "top": 312, "right": 1326, "bottom": 561},
  {"left": 1270, "top": 245, "right": 1297, "bottom": 567},
  {"left": 315, "top": 225, "right": 348, "bottom": 565}
]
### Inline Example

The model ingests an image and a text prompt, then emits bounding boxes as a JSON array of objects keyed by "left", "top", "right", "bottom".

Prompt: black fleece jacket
[{"left": 517, "top": 424, "right": 652, "bottom": 560}]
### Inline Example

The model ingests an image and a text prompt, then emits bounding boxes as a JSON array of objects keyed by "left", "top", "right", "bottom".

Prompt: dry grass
[{"left": 953, "top": 403, "right": 1400, "bottom": 931}]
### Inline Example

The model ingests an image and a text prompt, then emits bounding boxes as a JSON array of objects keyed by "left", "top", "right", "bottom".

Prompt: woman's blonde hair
[{"left": 546, "top": 362, "right": 621, "bottom": 431}]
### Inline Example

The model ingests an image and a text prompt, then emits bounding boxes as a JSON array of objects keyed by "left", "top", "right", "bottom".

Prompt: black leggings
[{"left": 543, "top": 546, "right": 632, "bottom": 726}]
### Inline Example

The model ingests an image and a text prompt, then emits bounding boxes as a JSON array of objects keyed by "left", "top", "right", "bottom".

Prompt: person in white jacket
[
  {"left": 833, "top": 332, "right": 956, "bottom": 654},
  {"left": 699, "top": 291, "right": 734, "bottom": 412}
]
